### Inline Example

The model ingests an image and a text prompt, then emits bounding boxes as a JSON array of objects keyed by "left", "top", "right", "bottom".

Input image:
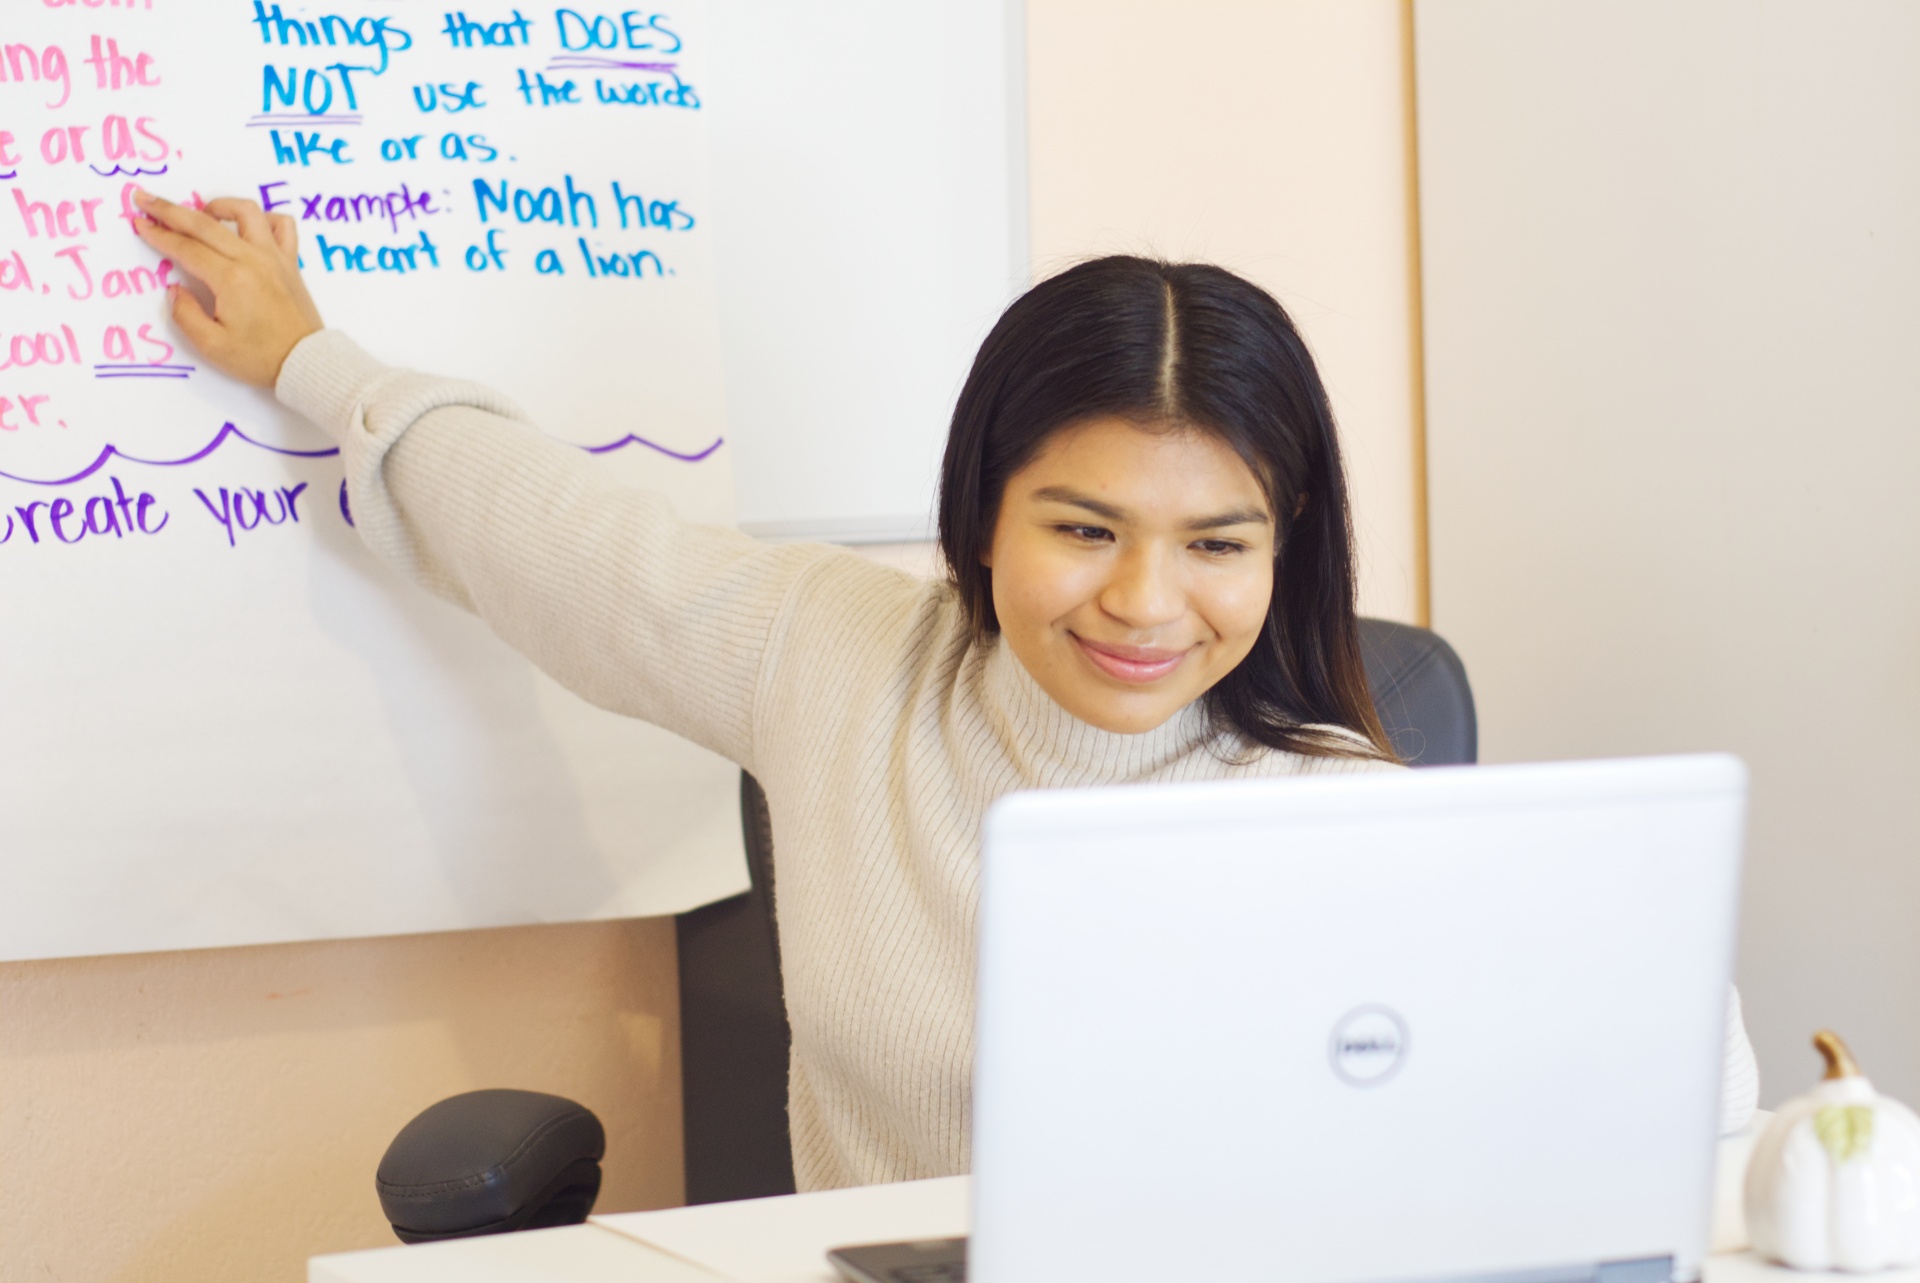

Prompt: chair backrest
[
  {"left": 676, "top": 771, "right": 794, "bottom": 1204},
  {"left": 676, "top": 618, "right": 1476, "bottom": 1203},
  {"left": 1357, "top": 617, "right": 1477, "bottom": 767}
]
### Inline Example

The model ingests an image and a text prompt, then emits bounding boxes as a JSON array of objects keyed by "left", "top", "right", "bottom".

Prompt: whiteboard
[{"left": 0, "top": 1, "right": 1027, "bottom": 961}]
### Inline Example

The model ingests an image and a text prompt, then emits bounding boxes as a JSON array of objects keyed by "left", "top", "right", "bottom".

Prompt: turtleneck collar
[{"left": 977, "top": 634, "right": 1215, "bottom": 785}]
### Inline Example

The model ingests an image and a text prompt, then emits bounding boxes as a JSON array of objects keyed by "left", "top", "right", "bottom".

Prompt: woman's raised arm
[{"left": 134, "top": 192, "right": 834, "bottom": 771}]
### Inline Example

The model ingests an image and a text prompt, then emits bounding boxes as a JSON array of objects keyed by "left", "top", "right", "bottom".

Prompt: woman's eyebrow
[
  {"left": 1183, "top": 508, "right": 1271, "bottom": 531},
  {"left": 1030, "top": 485, "right": 1126, "bottom": 521},
  {"left": 1030, "top": 486, "right": 1270, "bottom": 531}
]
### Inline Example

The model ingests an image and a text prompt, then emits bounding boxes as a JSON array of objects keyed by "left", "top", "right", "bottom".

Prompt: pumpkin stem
[{"left": 1815, "top": 1029, "right": 1862, "bottom": 1080}]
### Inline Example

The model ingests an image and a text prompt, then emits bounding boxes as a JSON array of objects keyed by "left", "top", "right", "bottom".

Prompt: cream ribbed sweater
[{"left": 277, "top": 330, "right": 1758, "bottom": 1189}]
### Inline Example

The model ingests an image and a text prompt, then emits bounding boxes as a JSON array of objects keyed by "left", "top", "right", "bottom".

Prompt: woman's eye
[
  {"left": 1193, "top": 539, "right": 1247, "bottom": 556},
  {"left": 1057, "top": 524, "right": 1113, "bottom": 543}
]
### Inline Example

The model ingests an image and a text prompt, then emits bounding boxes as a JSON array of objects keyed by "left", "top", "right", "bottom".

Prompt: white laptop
[{"left": 947, "top": 755, "right": 1745, "bottom": 1283}]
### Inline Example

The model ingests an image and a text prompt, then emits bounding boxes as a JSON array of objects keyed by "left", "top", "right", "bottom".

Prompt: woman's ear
[{"left": 1293, "top": 493, "right": 1309, "bottom": 519}]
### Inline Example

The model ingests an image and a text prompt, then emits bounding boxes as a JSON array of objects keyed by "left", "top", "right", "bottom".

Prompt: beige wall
[
  {"left": 1027, "top": 0, "right": 1425, "bottom": 624},
  {"left": 0, "top": 919, "right": 683, "bottom": 1282},
  {"left": 1416, "top": 0, "right": 1920, "bottom": 1101}
]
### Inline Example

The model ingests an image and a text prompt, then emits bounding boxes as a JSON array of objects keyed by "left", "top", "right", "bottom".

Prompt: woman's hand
[{"left": 132, "top": 191, "right": 325, "bottom": 389}]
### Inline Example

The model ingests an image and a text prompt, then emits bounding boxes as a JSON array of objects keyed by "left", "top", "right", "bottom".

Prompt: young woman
[{"left": 131, "top": 193, "right": 1757, "bottom": 1189}]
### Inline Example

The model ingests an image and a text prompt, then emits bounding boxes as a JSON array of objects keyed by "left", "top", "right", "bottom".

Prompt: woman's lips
[{"left": 1072, "top": 635, "right": 1190, "bottom": 684}]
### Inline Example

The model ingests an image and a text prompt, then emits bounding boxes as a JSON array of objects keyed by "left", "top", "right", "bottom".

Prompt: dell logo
[{"left": 1329, "top": 1005, "right": 1409, "bottom": 1086}]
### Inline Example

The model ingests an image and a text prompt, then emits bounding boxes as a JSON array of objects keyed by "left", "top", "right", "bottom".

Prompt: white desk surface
[
  {"left": 310, "top": 1177, "right": 1920, "bottom": 1283},
  {"left": 594, "top": 1175, "right": 968, "bottom": 1283},
  {"left": 310, "top": 1177, "right": 969, "bottom": 1283},
  {"left": 307, "top": 1223, "right": 711, "bottom": 1283}
]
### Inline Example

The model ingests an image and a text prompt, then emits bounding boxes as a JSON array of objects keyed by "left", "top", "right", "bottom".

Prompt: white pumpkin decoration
[{"left": 1744, "top": 1030, "right": 1920, "bottom": 1272}]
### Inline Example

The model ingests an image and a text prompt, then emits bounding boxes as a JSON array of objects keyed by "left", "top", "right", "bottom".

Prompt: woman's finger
[
  {"left": 203, "top": 197, "right": 275, "bottom": 250},
  {"left": 168, "top": 284, "right": 224, "bottom": 354},
  {"left": 133, "top": 191, "right": 246, "bottom": 258},
  {"left": 267, "top": 212, "right": 300, "bottom": 263},
  {"left": 135, "top": 218, "right": 234, "bottom": 288}
]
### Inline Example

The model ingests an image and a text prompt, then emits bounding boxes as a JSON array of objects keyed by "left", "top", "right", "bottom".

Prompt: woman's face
[{"left": 984, "top": 416, "right": 1277, "bottom": 734}]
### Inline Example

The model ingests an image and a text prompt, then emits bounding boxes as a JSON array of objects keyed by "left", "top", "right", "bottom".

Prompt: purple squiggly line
[
  {"left": 585, "top": 433, "right": 724, "bottom": 462},
  {"left": 0, "top": 423, "right": 335, "bottom": 487},
  {"left": 0, "top": 422, "right": 724, "bottom": 487},
  {"left": 89, "top": 163, "right": 170, "bottom": 178}
]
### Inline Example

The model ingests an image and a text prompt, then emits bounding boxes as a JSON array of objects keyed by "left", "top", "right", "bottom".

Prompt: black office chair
[{"left": 373, "top": 618, "right": 1475, "bottom": 1242}]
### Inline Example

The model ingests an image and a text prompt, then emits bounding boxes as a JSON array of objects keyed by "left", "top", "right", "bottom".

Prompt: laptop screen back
[{"left": 972, "top": 756, "right": 1745, "bottom": 1283}]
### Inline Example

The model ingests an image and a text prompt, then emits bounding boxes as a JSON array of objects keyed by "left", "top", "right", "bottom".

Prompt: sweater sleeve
[{"left": 275, "top": 328, "right": 827, "bottom": 770}]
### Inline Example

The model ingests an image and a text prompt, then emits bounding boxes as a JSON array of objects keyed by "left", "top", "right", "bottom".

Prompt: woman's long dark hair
[{"left": 937, "top": 256, "right": 1390, "bottom": 760}]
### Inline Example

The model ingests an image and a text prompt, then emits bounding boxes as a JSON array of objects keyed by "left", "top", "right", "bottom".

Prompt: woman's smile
[{"left": 1070, "top": 634, "right": 1193, "bottom": 684}]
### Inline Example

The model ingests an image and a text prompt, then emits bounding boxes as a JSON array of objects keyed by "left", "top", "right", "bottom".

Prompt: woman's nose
[{"left": 1099, "top": 543, "right": 1185, "bottom": 630}]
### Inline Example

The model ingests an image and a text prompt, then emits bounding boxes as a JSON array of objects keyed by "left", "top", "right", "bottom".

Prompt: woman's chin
[{"left": 1053, "top": 682, "right": 1193, "bottom": 736}]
